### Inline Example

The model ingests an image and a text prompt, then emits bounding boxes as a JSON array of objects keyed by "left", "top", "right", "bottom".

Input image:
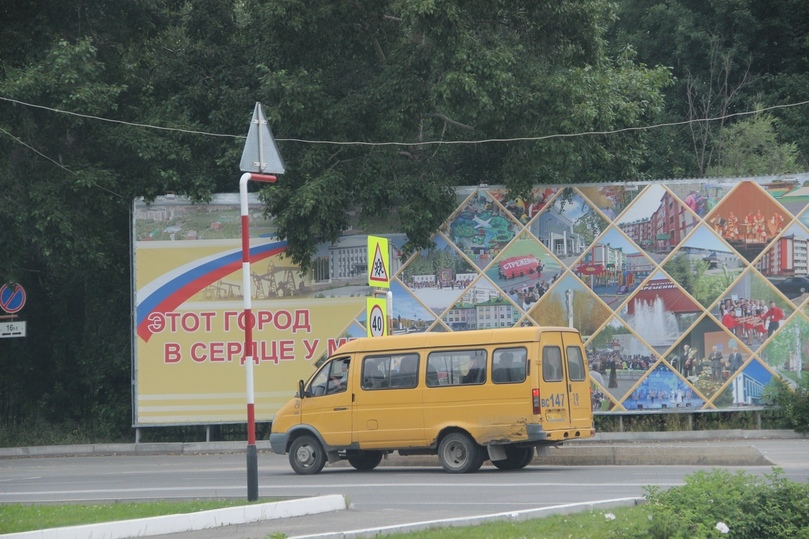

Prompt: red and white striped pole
[{"left": 239, "top": 171, "right": 276, "bottom": 501}]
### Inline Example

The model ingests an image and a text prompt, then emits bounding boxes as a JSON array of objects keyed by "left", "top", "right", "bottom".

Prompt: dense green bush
[
  {"left": 639, "top": 469, "right": 809, "bottom": 539},
  {"left": 763, "top": 376, "right": 809, "bottom": 434}
]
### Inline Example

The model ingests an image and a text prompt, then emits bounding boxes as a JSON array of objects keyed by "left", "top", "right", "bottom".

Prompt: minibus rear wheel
[
  {"left": 289, "top": 434, "right": 327, "bottom": 475},
  {"left": 347, "top": 451, "right": 383, "bottom": 471},
  {"left": 438, "top": 432, "right": 484, "bottom": 473},
  {"left": 492, "top": 446, "right": 535, "bottom": 470}
]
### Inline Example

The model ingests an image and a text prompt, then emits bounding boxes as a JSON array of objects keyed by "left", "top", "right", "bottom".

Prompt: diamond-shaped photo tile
[
  {"left": 487, "top": 186, "right": 557, "bottom": 226},
  {"left": 669, "top": 315, "right": 743, "bottom": 400},
  {"left": 388, "top": 279, "right": 437, "bottom": 333},
  {"left": 759, "top": 313, "right": 809, "bottom": 382},
  {"left": 443, "top": 190, "right": 521, "bottom": 270},
  {"left": 668, "top": 180, "right": 734, "bottom": 219},
  {"left": 398, "top": 233, "right": 479, "bottom": 316},
  {"left": 761, "top": 178, "right": 809, "bottom": 217},
  {"left": 484, "top": 232, "right": 563, "bottom": 308},
  {"left": 662, "top": 224, "right": 746, "bottom": 310},
  {"left": 711, "top": 357, "right": 780, "bottom": 408},
  {"left": 578, "top": 184, "right": 643, "bottom": 221},
  {"left": 704, "top": 180, "right": 790, "bottom": 263},
  {"left": 622, "top": 363, "right": 705, "bottom": 411},
  {"left": 528, "top": 187, "right": 607, "bottom": 267},
  {"left": 711, "top": 269, "right": 788, "bottom": 353},
  {"left": 586, "top": 317, "right": 660, "bottom": 405},
  {"left": 572, "top": 227, "right": 655, "bottom": 311},
  {"left": 755, "top": 222, "right": 809, "bottom": 308},
  {"left": 710, "top": 270, "right": 783, "bottom": 351},
  {"left": 441, "top": 274, "right": 522, "bottom": 331},
  {"left": 528, "top": 273, "right": 611, "bottom": 337},
  {"left": 620, "top": 270, "right": 702, "bottom": 353},
  {"left": 616, "top": 184, "right": 699, "bottom": 264}
]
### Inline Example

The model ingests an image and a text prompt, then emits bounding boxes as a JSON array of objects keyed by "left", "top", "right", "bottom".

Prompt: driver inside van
[{"left": 327, "top": 361, "right": 349, "bottom": 393}]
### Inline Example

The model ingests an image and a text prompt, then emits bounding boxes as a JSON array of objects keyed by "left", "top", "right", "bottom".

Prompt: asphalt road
[{"left": 1, "top": 436, "right": 807, "bottom": 538}]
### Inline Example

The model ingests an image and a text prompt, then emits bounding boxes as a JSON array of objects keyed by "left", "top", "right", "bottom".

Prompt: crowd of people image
[
  {"left": 507, "top": 274, "right": 560, "bottom": 311},
  {"left": 711, "top": 209, "right": 785, "bottom": 243},
  {"left": 587, "top": 349, "right": 655, "bottom": 388},
  {"left": 719, "top": 297, "right": 786, "bottom": 345}
]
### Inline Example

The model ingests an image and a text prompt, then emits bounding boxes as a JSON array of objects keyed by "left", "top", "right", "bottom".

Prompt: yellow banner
[{"left": 134, "top": 199, "right": 370, "bottom": 425}]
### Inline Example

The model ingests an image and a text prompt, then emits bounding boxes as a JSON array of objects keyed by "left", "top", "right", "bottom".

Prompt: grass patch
[
  {"left": 0, "top": 498, "right": 279, "bottom": 534},
  {"left": 383, "top": 505, "right": 649, "bottom": 538}
]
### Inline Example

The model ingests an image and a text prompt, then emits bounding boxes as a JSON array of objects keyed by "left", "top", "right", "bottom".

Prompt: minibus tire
[
  {"left": 492, "top": 446, "right": 534, "bottom": 470},
  {"left": 438, "top": 432, "right": 484, "bottom": 473},
  {"left": 289, "top": 435, "right": 327, "bottom": 475},
  {"left": 347, "top": 451, "right": 383, "bottom": 471}
]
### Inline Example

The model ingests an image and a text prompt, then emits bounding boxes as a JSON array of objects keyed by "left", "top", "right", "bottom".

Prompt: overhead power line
[{"left": 1, "top": 94, "right": 809, "bottom": 147}]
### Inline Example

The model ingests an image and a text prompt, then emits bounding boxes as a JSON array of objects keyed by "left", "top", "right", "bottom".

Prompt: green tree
[
  {"left": 708, "top": 113, "right": 801, "bottom": 177},
  {"left": 612, "top": 0, "right": 809, "bottom": 177},
  {"left": 248, "top": 0, "right": 670, "bottom": 269}
]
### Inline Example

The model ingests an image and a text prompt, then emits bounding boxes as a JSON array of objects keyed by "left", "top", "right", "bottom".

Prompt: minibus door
[
  {"left": 539, "top": 334, "right": 572, "bottom": 428},
  {"left": 561, "top": 334, "right": 593, "bottom": 430},
  {"left": 354, "top": 353, "right": 424, "bottom": 449},
  {"left": 301, "top": 356, "right": 353, "bottom": 447}
]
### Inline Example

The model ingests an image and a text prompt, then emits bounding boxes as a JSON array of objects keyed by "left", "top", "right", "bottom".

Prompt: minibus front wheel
[
  {"left": 438, "top": 432, "right": 485, "bottom": 473},
  {"left": 289, "top": 434, "right": 327, "bottom": 475}
]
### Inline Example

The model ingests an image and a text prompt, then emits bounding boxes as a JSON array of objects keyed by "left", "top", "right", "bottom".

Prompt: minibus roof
[{"left": 332, "top": 326, "right": 580, "bottom": 356}]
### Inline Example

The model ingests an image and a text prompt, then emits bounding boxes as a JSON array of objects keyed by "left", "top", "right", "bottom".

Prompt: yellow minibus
[{"left": 270, "top": 326, "right": 594, "bottom": 474}]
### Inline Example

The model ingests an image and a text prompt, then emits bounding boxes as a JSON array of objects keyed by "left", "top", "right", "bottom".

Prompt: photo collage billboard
[{"left": 133, "top": 177, "right": 809, "bottom": 425}]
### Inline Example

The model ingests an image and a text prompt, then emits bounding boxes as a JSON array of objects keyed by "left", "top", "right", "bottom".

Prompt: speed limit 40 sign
[{"left": 366, "top": 297, "right": 387, "bottom": 337}]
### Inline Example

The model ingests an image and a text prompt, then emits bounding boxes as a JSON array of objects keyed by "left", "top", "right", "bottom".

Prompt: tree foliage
[
  {"left": 612, "top": 0, "right": 809, "bottom": 177},
  {"left": 248, "top": 0, "right": 670, "bottom": 268}
]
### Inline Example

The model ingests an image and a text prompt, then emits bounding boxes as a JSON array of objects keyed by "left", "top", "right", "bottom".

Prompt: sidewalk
[{"left": 1, "top": 428, "right": 803, "bottom": 463}]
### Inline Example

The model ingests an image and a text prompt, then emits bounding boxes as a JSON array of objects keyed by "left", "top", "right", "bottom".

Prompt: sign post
[
  {"left": 0, "top": 283, "right": 26, "bottom": 315},
  {"left": 367, "top": 236, "right": 392, "bottom": 336},
  {"left": 239, "top": 102, "right": 285, "bottom": 501},
  {"left": 0, "top": 283, "right": 27, "bottom": 338}
]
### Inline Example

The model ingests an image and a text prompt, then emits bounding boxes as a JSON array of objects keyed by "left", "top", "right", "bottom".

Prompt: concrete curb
[
  {"left": 0, "top": 441, "right": 272, "bottom": 458},
  {"left": 287, "top": 497, "right": 646, "bottom": 539},
  {"left": 535, "top": 442, "right": 772, "bottom": 466},
  {"left": 0, "top": 430, "right": 801, "bottom": 461},
  {"left": 1, "top": 495, "right": 347, "bottom": 539}
]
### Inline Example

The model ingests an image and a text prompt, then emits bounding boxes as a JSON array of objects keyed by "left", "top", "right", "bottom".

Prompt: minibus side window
[
  {"left": 426, "top": 349, "right": 486, "bottom": 386},
  {"left": 566, "top": 346, "right": 586, "bottom": 381},
  {"left": 361, "top": 353, "right": 419, "bottom": 390},
  {"left": 542, "top": 347, "right": 563, "bottom": 382},
  {"left": 309, "top": 357, "right": 350, "bottom": 396},
  {"left": 492, "top": 347, "right": 527, "bottom": 383}
]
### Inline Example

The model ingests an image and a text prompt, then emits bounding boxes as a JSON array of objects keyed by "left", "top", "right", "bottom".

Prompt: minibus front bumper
[{"left": 270, "top": 433, "right": 289, "bottom": 454}]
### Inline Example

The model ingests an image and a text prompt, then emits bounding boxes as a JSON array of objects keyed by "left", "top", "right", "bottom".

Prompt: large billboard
[{"left": 133, "top": 177, "right": 809, "bottom": 425}]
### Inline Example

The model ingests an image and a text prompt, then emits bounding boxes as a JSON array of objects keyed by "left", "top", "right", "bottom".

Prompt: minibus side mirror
[{"left": 298, "top": 379, "right": 306, "bottom": 399}]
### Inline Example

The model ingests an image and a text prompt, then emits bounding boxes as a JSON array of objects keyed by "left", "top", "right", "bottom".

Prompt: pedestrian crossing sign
[{"left": 368, "top": 236, "right": 390, "bottom": 288}]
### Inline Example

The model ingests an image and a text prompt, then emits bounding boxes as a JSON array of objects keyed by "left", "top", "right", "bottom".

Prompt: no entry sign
[{"left": 0, "top": 283, "right": 26, "bottom": 314}]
